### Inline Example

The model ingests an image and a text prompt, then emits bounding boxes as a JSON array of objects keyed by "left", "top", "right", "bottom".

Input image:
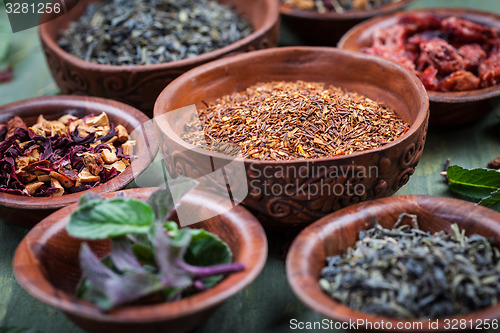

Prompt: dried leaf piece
[
  {"left": 115, "top": 125, "right": 129, "bottom": 143},
  {"left": 51, "top": 178, "right": 65, "bottom": 197},
  {"left": 58, "top": 114, "right": 78, "bottom": 125},
  {"left": 50, "top": 171, "right": 76, "bottom": 188},
  {"left": 121, "top": 140, "right": 135, "bottom": 155},
  {"left": 101, "top": 149, "right": 118, "bottom": 164},
  {"left": 488, "top": 157, "right": 500, "bottom": 170},
  {"left": 80, "top": 152, "right": 104, "bottom": 176},
  {"left": 104, "top": 159, "right": 127, "bottom": 173},
  {"left": 78, "top": 167, "right": 101, "bottom": 184},
  {"left": 25, "top": 181, "right": 44, "bottom": 195},
  {"left": 86, "top": 112, "right": 109, "bottom": 127},
  {"left": 6, "top": 116, "right": 27, "bottom": 139}
]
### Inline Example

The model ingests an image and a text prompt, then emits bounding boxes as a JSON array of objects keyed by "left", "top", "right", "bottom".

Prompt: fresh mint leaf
[
  {"left": 478, "top": 188, "right": 500, "bottom": 209},
  {"left": 446, "top": 166, "right": 500, "bottom": 200},
  {"left": 67, "top": 198, "right": 154, "bottom": 239},
  {"left": 184, "top": 229, "right": 232, "bottom": 287},
  {"left": 164, "top": 221, "right": 179, "bottom": 236},
  {"left": 147, "top": 178, "right": 198, "bottom": 224}
]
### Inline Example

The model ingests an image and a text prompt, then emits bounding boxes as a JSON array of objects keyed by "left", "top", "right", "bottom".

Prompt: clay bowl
[
  {"left": 287, "top": 195, "right": 500, "bottom": 332},
  {"left": 280, "top": 0, "right": 414, "bottom": 46},
  {"left": 13, "top": 187, "right": 267, "bottom": 333},
  {"left": 0, "top": 96, "right": 157, "bottom": 228},
  {"left": 338, "top": 8, "right": 500, "bottom": 126},
  {"left": 154, "top": 47, "right": 429, "bottom": 228},
  {"left": 38, "top": 0, "right": 280, "bottom": 116}
]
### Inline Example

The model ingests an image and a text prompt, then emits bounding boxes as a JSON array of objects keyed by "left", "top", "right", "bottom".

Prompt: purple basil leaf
[
  {"left": 79, "top": 243, "right": 119, "bottom": 294},
  {"left": 152, "top": 224, "right": 192, "bottom": 288},
  {"left": 174, "top": 260, "right": 244, "bottom": 279},
  {"left": 104, "top": 272, "right": 164, "bottom": 309},
  {"left": 109, "top": 238, "right": 145, "bottom": 273}
]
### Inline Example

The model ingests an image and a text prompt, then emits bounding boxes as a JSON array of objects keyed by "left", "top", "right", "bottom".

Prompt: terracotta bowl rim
[
  {"left": 0, "top": 95, "right": 157, "bottom": 210},
  {"left": 153, "top": 46, "right": 429, "bottom": 165},
  {"left": 279, "top": 0, "right": 414, "bottom": 21},
  {"left": 13, "top": 187, "right": 268, "bottom": 323},
  {"left": 38, "top": 0, "right": 280, "bottom": 72},
  {"left": 337, "top": 7, "right": 500, "bottom": 103},
  {"left": 286, "top": 194, "right": 500, "bottom": 331}
]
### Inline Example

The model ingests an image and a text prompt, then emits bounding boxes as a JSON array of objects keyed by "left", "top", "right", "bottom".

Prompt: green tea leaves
[
  {"left": 446, "top": 165, "right": 500, "bottom": 210},
  {"left": 67, "top": 197, "right": 154, "bottom": 239}
]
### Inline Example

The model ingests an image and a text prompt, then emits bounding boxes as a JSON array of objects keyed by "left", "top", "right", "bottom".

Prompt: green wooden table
[{"left": 1, "top": 0, "right": 500, "bottom": 332}]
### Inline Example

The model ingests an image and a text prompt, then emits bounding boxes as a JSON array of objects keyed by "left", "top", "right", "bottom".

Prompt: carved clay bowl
[
  {"left": 154, "top": 47, "right": 429, "bottom": 228},
  {"left": 280, "top": 0, "right": 414, "bottom": 46},
  {"left": 287, "top": 195, "right": 500, "bottom": 332},
  {"left": 338, "top": 8, "right": 500, "bottom": 126},
  {"left": 0, "top": 96, "right": 157, "bottom": 228},
  {"left": 13, "top": 187, "right": 267, "bottom": 333},
  {"left": 38, "top": 0, "right": 280, "bottom": 116}
]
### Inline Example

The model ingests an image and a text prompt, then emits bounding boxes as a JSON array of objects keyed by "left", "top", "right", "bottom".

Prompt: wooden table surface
[{"left": 1, "top": 0, "right": 499, "bottom": 332}]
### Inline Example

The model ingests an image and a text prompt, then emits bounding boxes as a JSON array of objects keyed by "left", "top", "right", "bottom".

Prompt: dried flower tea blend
[
  {"left": 0, "top": 113, "right": 134, "bottom": 197},
  {"left": 363, "top": 14, "right": 500, "bottom": 91}
]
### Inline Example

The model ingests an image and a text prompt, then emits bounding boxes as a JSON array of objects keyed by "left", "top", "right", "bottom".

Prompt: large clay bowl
[
  {"left": 280, "top": 0, "right": 414, "bottom": 46},
  {"left": 38, "top": 0, "right": 280, "bottom": 115},
  {"left": 287, "top": 195, "right": 500, "bottom": 332},
  {"left": 13, "top": 187, "right": 267, "bottom": 333},
  {"left": 338, "top": 8, "right": 500, "bottom": 126},
  {"left": 0, "top": 96, "right": 157, "bottom": 228},
  {"left": 154, "top": 47, "right": 429, "bottom": 228}
]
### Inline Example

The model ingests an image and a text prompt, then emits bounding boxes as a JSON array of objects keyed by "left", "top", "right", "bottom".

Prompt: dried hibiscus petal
[
  {"left": 441, "top": 17, "right": 495, "bottom": 43},
  {"left": 479, "top": 53, "right": 500, "bottom": 87},
  {"left": 439, "top": 70, "right": 480, "bottom": 92},
  {"left": 420, "top": 66, "right": 440, "bottom": 91},
  {"left": 419, "top": 38, "right": 465, "bottom": 74}
]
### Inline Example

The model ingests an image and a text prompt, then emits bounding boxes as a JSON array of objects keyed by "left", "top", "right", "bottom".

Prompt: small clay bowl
[
  {"left": 0, "top": 96, "right": 157, "bottom": 228},
  {"left": 338, "top": 8, "right": 500, "bottom": 126},
  {"left": 154, "top": 47, "right": 429, "bottom": 228},
  {"left": 279, "top": 0, "right": 414, "bottom": 46},
  {"left": 286, "top": 195, "right": 500, "bottom": 332},
  {"left": 13, "top": 187, "right": 267, "bottom": 333},
  {"left": 38, "top": 0, "right": 280, "bottom": 115}
]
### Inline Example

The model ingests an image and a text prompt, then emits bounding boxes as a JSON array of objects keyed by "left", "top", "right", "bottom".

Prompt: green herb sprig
[
  {"left": 67, "top": 179, "right": 244, "bottom": 311},
  {"left": 445, "top": 165, "right": 500, "bottom": 211}
]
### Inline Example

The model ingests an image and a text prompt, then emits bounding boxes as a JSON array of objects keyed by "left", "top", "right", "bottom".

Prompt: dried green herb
[
  {"left": 319, "top": 214, "right": 500, "bottom": 319},
  {"left": 182, "top": 80, "right": 408, "bottom": 160},
  {"left": 68, "top": 181, "right": 244, "bottom": 311},
  {"left": 57, "top": 0, "right": 253, "bottom": 65}
]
